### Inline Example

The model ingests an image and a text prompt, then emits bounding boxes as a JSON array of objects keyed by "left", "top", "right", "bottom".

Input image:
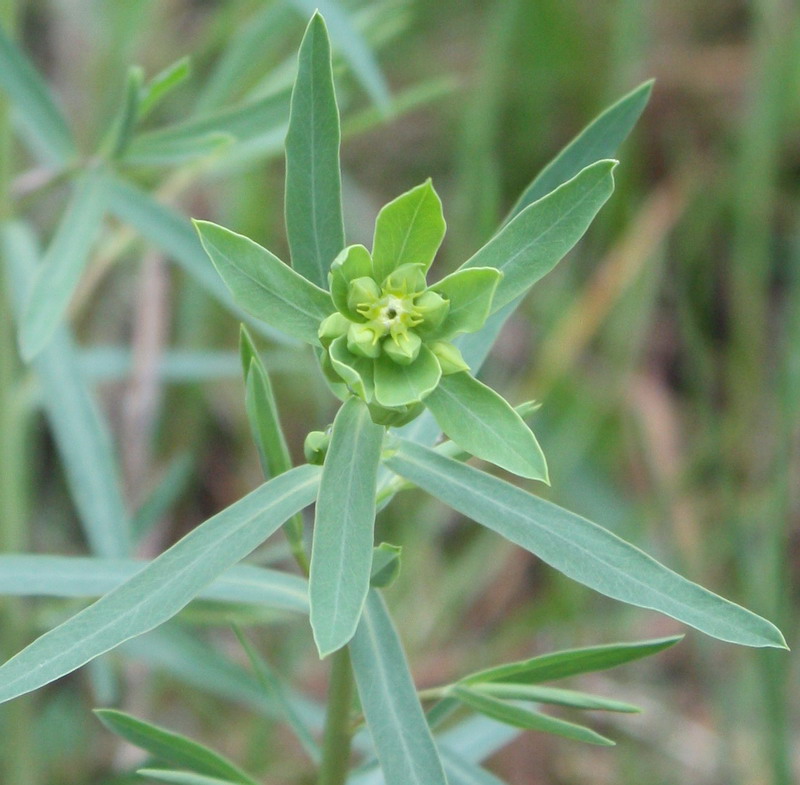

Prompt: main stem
[{"left": 317, "top": 647, "right": 354, "bottom": 785}]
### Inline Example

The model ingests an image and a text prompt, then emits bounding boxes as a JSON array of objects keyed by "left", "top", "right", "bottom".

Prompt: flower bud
[
  {"left": 304, "top": 430, "right": 330, "bottom": 465},
  {"left": 383, "top": 329, "right": 421, "bottom": 365},
  {"left": 347, "top": 321, "right": 382, "bottom": 359},
  {"left": 318, "top": 312, "right": 350, "bottom": 347},
  {"left": 347, "top": 276, "right": 381, "bottom": 315},
  {"left": 413, "top": 289, "right": 449, "bottom": 333},
  {"left": 382, "top": 263, "right": 427, "bottom": 295},
  {"left": 429, "top": 340, "right": 469, "bottom": 374}
]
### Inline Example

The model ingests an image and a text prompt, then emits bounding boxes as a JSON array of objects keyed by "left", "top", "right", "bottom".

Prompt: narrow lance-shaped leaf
[
  {"left": 285, "top": 12, "right": 345, "bottom": 287},
  {"left": 95, "top": 710, "right": 260, "bottom": 785},
  {"left": 310, "top": 397, "right": 384, "bottom": 656},
  {"left": 450, "top": 686, "right": 614, "bottom": 747},
  {"left": 372, "top": 179, "right": 446, "bottom": 283},
  {"left": 462, "top": 636, "right": 682, "bottom": 685},
  {"left": 470, "top": 683, "right": 640, "bottom": 713},
  {"left": 0, "top": 23, "right": 76, "bottom": 165},
  {"left": 0, "top": 465, "right": 320, "bottom": 705},
  {"left": 505, "top": 80, "right": 653, "bottom": 222},
  {"left": 138, "top": 56, "right": 192, "bottom": 119},
  {"left": 195, "top": 220, "right": 333, "bottom": 346},
  {"left": 386, "top": 440, "right": 787, "bottom": 649},
  {"left": 350, "top": 590, "right": 448, "bottom": 785},
  {"left": 0, "top": 555, "right": 309, "bottom": 615},
  {"left": 19, "top": 168, "right": 109, "bottom": 361},
  {"left": 424, "top": 372, "right": 548, "bottom": 481},
  {"left": 3, "top": 222, "right": 131, "bottom": 558},
  {"left": 461, "top": 160, "right": 617, "bottom": 313},
  {"left": 138, "top": 772, "right": 240, "bottom": 785}
]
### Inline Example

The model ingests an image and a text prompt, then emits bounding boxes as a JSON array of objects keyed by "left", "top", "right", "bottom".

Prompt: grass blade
[
  {"left": 0, "top": 465, "right": 320, "bottom": 704},
  {"left": 350, "top": 590, "right": 448, "bottom": 785},
  {"left": 3, "top": 222, "right": 130, "bottom": 558},
  {"left": 285, "top": 13, "right": 345, "bottom": 287},
  {"left": 95, "top": 709, "right": 260, "bottom": 785},
  {"left": 505, "top": 80, "right": 652, "bottom": 221},
  {"left": 310, "top": 397, "right": 384, "bottom": 656},
  {"left": 19, "top": 168, "right": 108, "bottom": 360},
  {"left": 386, "top": 440, "right": 787, "bottom": 649},
  {"left": 0, "top": 23, "right": 76, "bottom": 165}
]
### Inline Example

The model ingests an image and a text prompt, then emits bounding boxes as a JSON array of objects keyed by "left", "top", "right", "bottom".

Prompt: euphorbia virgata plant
[{"left": 0, "top": 11, "right": 787, "bottom": 785}]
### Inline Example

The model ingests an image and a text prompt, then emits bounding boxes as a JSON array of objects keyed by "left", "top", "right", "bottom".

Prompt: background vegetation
[{"left": 1, "top": 1, "right": 798, "bottom": 783}]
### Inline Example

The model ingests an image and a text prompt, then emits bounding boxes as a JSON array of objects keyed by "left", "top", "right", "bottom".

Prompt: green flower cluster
[{"left": 316, "top": 182, "right": 502, "bottom": 426}]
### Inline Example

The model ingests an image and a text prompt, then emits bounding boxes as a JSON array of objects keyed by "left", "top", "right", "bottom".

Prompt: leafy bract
[
  {"left": 462, "top": 636, "right": 682, "bottom": 685},
  {"left": 374, "top": 346, "right": 441, "bottom": 407},
  {"left": 462, "top": 160, "right": 616, "bottom": 313},
  {"left": 429, "top": 267, "right": 502, "bottom": 339},
  {"left": 424, "top": 372, "right": 548, "bottom": 481},
  {"left": 372, "top": 179, "right": 446, "bottom": 283},
  {"left": 350, "top": 591, "right": 447, "bottom": 785},
  {"left": 285, "top": 13, "right": 345, "bottom": 287},
  {"left": 310, "top": 397, "right": 384, "bottom": 656},
  {"left": 0, "top": 23, "right": 76, "bottom": 165},
  {"left": 19, "top": 168, "right": 108, "bottom": 360},
  {"left": 385, "top": 440, "right": 787, "bottom": 649},
  {"left": 95, "top": 710, "right": 259, "bottom": 785},
  {"left": 195, "top": 220, "right": 333, "bottom": 345},
  {"left": 506, "top": 80, "right": 653, "bottom": 221},
  {"left": 451, "top": 686, "right": 614, "bottom": 746},
  {"left": 0, "top": 465, "right": 320, "bottom": 705}
]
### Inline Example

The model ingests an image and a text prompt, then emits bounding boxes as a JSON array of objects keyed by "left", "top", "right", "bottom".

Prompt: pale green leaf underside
[
  {"left": 285, "top": 13, "right": 345, "bottom": 287},
  {"left": 0, "top": 23, "right": 76, "bottom": 165},
  {"left": 451, "top": 686, "right": 614, "bottom": 746},
  {"left": 462, "top": 160, "right": 616, "bottom": 313},
  {"left": 424, "top": 372, "right": 548, "bottom": 481},
  {"left": 471, "top": 683, "right": 640, "bottom": 713},
  {"left": 195, "top": 220, "right": 332, "bottom": 345},
  {"left": 310, "top": 397, "right": 384, "bottom": 656},
  {"left": 463, "top": 636, "right": 682, "bottom": 685},
  {"left": 386, "top": 441, "right": 786, "bottom": 649},
  {"left": 506, "top": 80, "right": 653, "bottom": 222},
  {"left": 372, "top": 179, "right": 446, "bottom": 284},
  {"left": 0, "top": 555, "right": 309, "bottom": 614},
  {"left": 0, "top": 466, "right": 320, "bottom": 705},
  {"left": 95, "top": 710, "right": 259, "bottom": 785},
  {"left": 350, "top": 590, "right": 448, "bottom": 785},
  {"left": 19, "top": 168, "right": 108, "bottom": 361}
]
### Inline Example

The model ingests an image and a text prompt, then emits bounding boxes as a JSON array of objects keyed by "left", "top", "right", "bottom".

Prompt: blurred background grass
[{"left": 1, "top": 0, "right": 798, "bottom": 784}]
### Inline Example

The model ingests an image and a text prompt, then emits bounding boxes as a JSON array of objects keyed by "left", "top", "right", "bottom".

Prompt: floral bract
[{"left": 317, "top": 180, "right": 502, "bottom": 426}]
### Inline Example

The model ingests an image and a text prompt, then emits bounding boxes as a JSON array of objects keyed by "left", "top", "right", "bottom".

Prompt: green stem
[{"left": 317, "top": 648, "right": 354, "bottom": 785}]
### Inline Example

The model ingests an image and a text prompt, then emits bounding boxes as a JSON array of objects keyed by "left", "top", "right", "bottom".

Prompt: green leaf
[
  {"left": 194, "top": 220, "right": 333, "bottom": 346},
  {"left": 471, "top": 684, "right": 639, "bottom": 713},
  {"left": 139, "top": 56, "right": 192, "bottom": 119},
  {"left": 462, "top": 160, "right": 616, "bottom": 313},
  {"left": 288, "top": 0, "right": 391, "bottom": 109},
  {"left": 0, "top": 465, "right": 320, "bottom": 705},
  {"left": 95, "top": 710, "right": 259, "bottom": 785},
  {"left": 0, "top": 554, "right": 309, "bottom": 614},
  {"left": 370, "top": 543, "right": 402, "bottom": 588},
  {"left": 424, "top": 373, "right": 548, "bottom": 481},
  {"left": 428, "top": 268, "right": 502, "bottom": 339},
  {"left": 285, "top": 13, "right": 345, "bottom": 287},
  {"left": 329, "top": 335, "right": 374, "bottom": 401},
  {"left": 386, "top": 441, "right": 787, "bottom": 649},
  {"left": 450, "top": 686, "right": 614, "bottom": 747},
  {"left": 102, "top": 66, "right": 145, "bottom": 160},
  {"left": 19, "top": 168, "right": 108, "bottom": 361},
  {"left": 439, "top": 748, "right": 509, "bottom": 785},
  {"left": 506, "top": 80, "right": 653, "bottom": 222},
  {"left": 462, "top": 636, "right": 682, "bottom": 685},
  {"left": 372, "top": 179, "right": 446, "bottom": 284},
  {"left": 3, "top": 222, "right": 131, "bottom": 558},
  {"left": 0, "top": 23, "right": 76, "bottom": 165},
  {"left": 232, "top": 627, "right": 320, "bottom": 763},
  {"left": 373, "top": 345, "right": 441, "bottom": 408},
  {"left": 329, "top": 244, "right": 374, "bottom": 319},
  {"left": 132, "top": 453, "right": 194, "bottom": 541},
  {"left": 350, "top": 590, "right": 448, "bottom": 785},
  {"left": 310, "top": 397, "right": 384, "bottom": 656},
  {"left": 138, "top": 771, "right": 240, "bottom": 785}
]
